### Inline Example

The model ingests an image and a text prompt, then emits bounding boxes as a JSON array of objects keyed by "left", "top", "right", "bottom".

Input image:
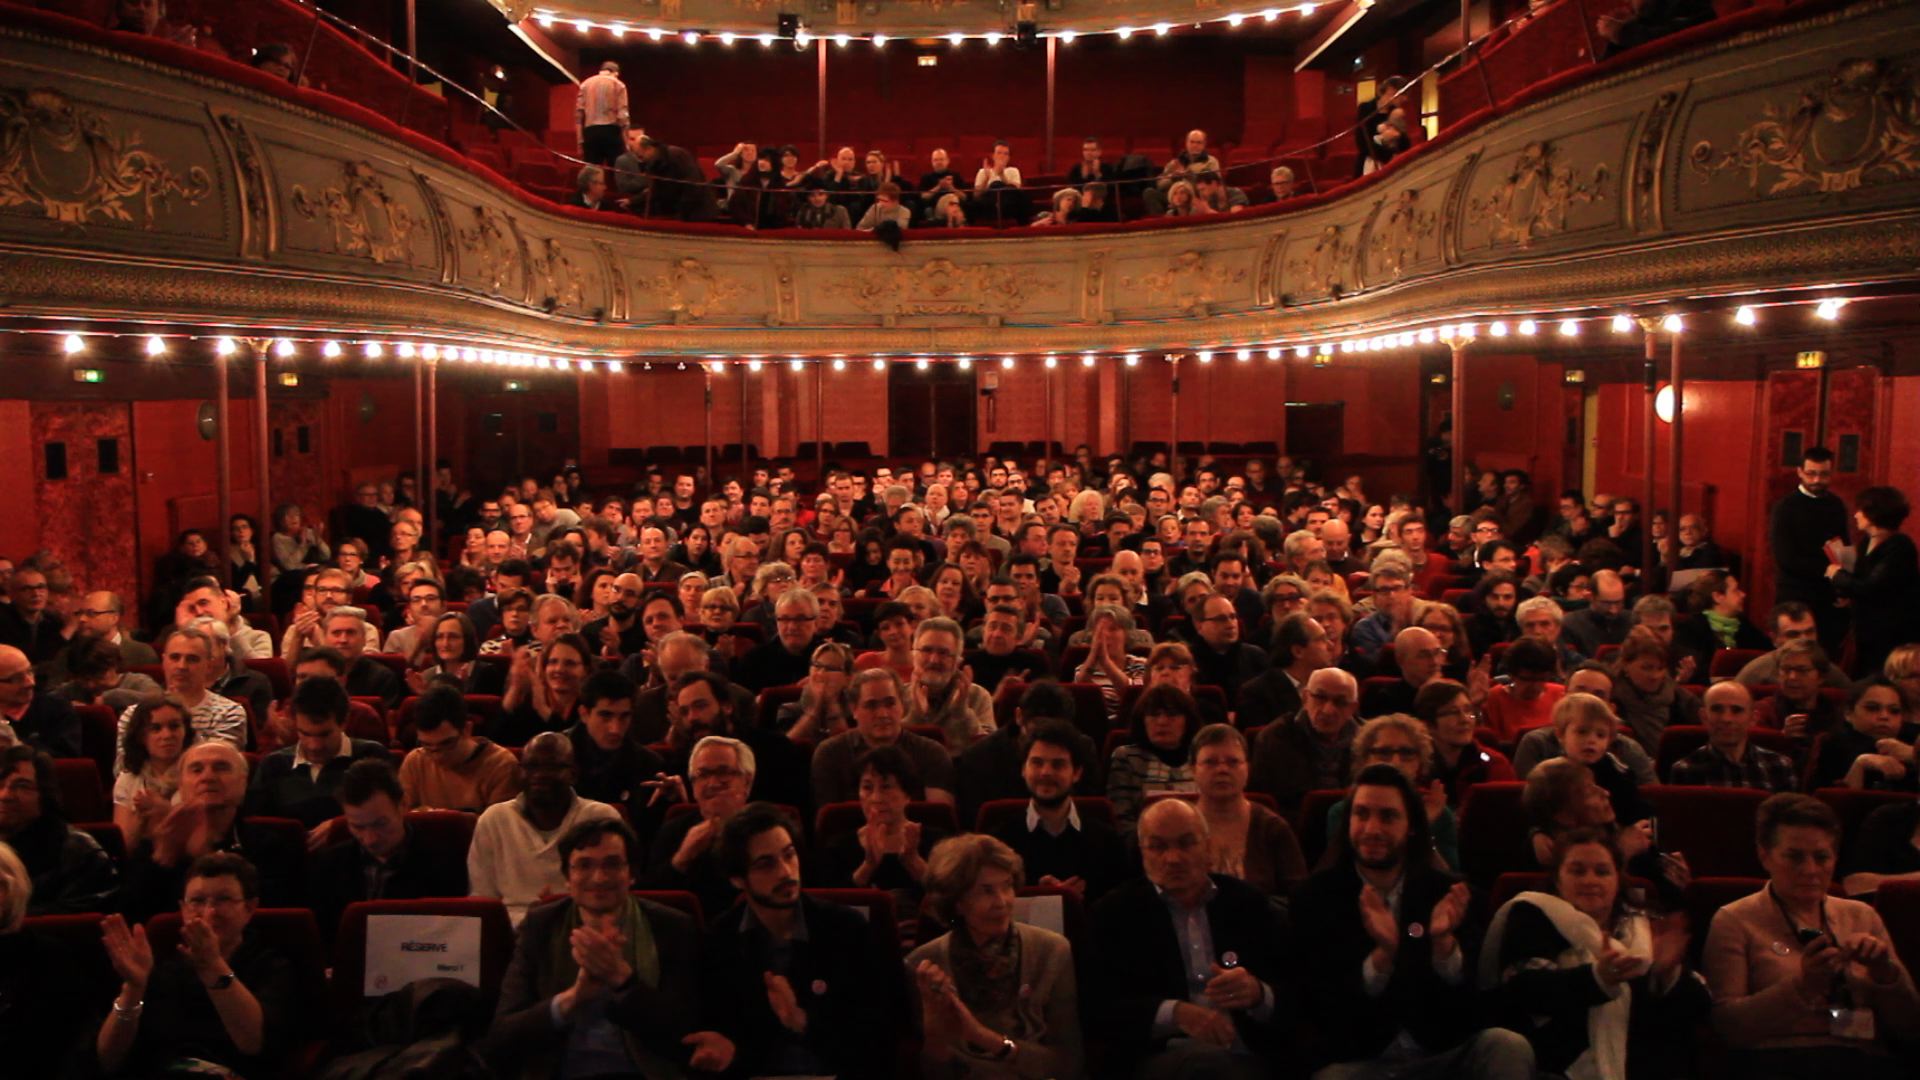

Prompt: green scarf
[
  {"left": 1704, "top": 609, "right": 1741, "bottom": 649},
  {"left": 549, "top": 894, "right": 661, "bottom": 993}
]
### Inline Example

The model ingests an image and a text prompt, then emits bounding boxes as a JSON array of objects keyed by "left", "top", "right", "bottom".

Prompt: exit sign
[
  {"left": 1795, "top": 350, "right": 1826, "bottom": 369},
  {"left": 72, "top": 368, "right": 103, "bottom": 383}
]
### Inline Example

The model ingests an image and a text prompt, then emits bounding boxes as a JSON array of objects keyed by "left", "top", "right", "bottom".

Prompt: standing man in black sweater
[{"left": 1768, "top": 446, "right": 1852, "bottom": 654}]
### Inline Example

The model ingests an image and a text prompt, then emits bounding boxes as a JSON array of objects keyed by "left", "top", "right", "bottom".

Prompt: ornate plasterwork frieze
[
  {"left": 290, "top": 159, "right": 419, "bottom": 265},
  {"left": 1124, "top": 251, "right": 1247, "bottom": 316},
  {"left": 635, "top": 257, "right": 747, "bottom": 323},
  {"left": 1465, "top": 140, "right": 1614, "bottom": 249},
  {"left": 1689, "top": 56, "right": 1920, "bottom": 196},
  {"left": 824, "top": 258, "right": 1061, "bottom": 317},
  {"left": 0, "top": 86, "right": 211, "bottom": 228}
]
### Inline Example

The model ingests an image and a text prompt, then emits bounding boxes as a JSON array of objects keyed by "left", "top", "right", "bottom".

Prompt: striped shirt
[{"left": 575, "top": 72, "right": 629, "bottom": 130}]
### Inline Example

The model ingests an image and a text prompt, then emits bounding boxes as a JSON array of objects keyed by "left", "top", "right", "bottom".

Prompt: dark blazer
[
  {"left": 1235, "top": 668, "right": 1303, "bottom": 733},
  {"left": 346, "top": 657, "right": 406, "bottom": 711},
  {"left": 1191, "top": 640, "right": 1270, "bottom": 703},
  {"left": 245, "top": 737, "right": 391, "bottom": 826},
  {"left": 1672, "top": 611, "right": 1769, "bottom": 681},
  {"left": 10, "top": 689, "right": 79, "bottom": 757},
  {"left": 955, "top": 723, "right": 1103, "bottom": 829},
  {"left": 1832, "top": 532, "right": 1920, "bottom": 675},
  {"left": 0, "top": 605, "right": 67, "bottom": 666},
  {"left": 644, "top": 809, "right": 738, "bottom": 919},
  {"left": 123, "top": 817, "right": 303, "bottom": 921},
  {"left": 1089, "top": 874, "right": 1289, "bottom": 1064},
  {"left": 990, "top": 804, "right": 1130, "bottom": 902},
  {"left": 306, "top": 824, "right": 472, "bottom": 943},
  {"left": 1248, "top": 712, "right": 1351, "bottom": 812},
  {"left": 701, "top": 894, "right": 902, "bottom": 1079},
  {"left": 487, "top": 896, "right": 703, "bottom": 1080},
  {"left": 1290, "top": 860, "right": 1480, "bottom": 1069}
]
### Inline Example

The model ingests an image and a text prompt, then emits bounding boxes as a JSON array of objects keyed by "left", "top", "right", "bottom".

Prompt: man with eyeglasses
[
  {"left": 0, "top": 567, "right": 63, "bottom": 667},
  {"left": 813, "top": 667, "right": 955, "bottom": 807},
  {"left": 1250, "top": 667, "right": 1360, "bottom": 811},
  {"left": 902, "top": 617, "right": 995, "bottom": 753},
  {"left": 490, "top": 817, "right": 735, "bottom": 1077},
  {"left": 1560, "top": 568, "right": 1632, "bottom": 657},
  {"left": 1362, "top": 627, "right": 1448, "bottom": 718},
  {"left": 736, "top": 590, "right": 825, "bottom": 693},
  {"left": 659, "top": 670, "right": 807, "bottom": 813},
  {"left": 1237, "top": 612, "right": 1336, "bottom": 733},
  {"left": 0, "top": 642, "right": 79, "bottom": 756},
  {"left": 278, "top": 567, "right": 375, "bottom": 660},
  {"left": 398, "top": 684, "right": 522, "bottom": 812},
  {"left": 646, "top": 734, "right": 755, "bottom": 918},
  {"left": 50, "top": 591, "right": 157, "bottom": 679},
  {"left": 469, "top": 731, "right": 619, "bottom": 927},
  {"left": 378, "top": 576, "right": 445, "bottom": 660},
  {"left": 1191, "top": 593, "right": 1269, "bottom": 705},
  {"left": 1351, "top": 559, "right": 1417, "bottom": 665}
]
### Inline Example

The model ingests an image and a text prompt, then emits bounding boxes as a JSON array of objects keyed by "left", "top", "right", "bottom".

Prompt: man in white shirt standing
[{"left": 575, "top": 61, "right": 629, "bottom": 169}]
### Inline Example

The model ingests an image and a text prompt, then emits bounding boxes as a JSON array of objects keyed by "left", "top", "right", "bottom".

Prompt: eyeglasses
[
  {"left": 811, "top": 661, "right": 849, "bottom": 673},
  {"left": 914, "top": 645, "right": 958, "bottom": 659},
  {"left": 692, "top": 766, "right": 746, "bottom": 783},
  {"left": 568, "top": 857, "right": 629, "bottom": 875},
  {"left": 182, "top": 894, "right": 247, "bottom": 910},
  {"left": 1368, "top": 747, "right": 1422, "bottom": 760},
  {"left": 775, "top": 615, "right": 815, "bottom": 625}
]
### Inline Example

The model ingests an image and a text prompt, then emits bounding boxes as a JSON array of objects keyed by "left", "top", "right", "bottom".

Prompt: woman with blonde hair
[{"left": 907, "top": 834, "right": 1083, "bottom": 1078}]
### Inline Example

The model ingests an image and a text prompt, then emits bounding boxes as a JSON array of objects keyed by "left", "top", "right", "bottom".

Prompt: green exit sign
[
  {"left": 72, "top": 368, "right": 103, "bottom": 383},
  {"left": 502, "top": 379, "right": 529, "bottom": 392}
]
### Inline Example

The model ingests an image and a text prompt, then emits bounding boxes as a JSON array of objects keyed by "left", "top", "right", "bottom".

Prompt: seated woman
[
  {"left": 1072, "top": 604, "right": 1148, "bottom": 725},
  {"left": 1483, "top": 828, "right": 1709, "bottom": 1079},
  {"left": 1610, "top": 627, "right": 1700, "bottom": 751},
  {"left": 929, "top": 564, "right": 979, "bottom": 624},
  {"left": 1067, "top": 577, "right": 1153, "bottom": 651},
  {"left": 907, "top": 834, "right": 1083, "bottom": 1079},
  {"left": 779, "top": 641, "right": 855, "bottom": 743},
  {"left": 1106, "top": 685, "right": 1202, "bottom": 834},
  {"left": 476, "top": 586, "right": 535, "bottom": 656},
  {"left": 114, "top": 695, "right": 196, "bottom": 850},
  {"left": 855, "top": 601, "right": 918, "bottom": 684},
  {"left": 1190, "top": 723, "right": 1307, "bottom": 895},
  {"left": 334, "top": 538, "right": 379, "bottom": 593},
  {"left": 1705, "top": 794, "right": 1920, "bottom": 1078},
  {"left": 495, "top": 633, "right": 591, "bottom": 746},
  {"left": 406, "top": 611, "right": 501, "bottom": 698},
  {"left": 1809, "top": 682, "right": 1916, "bottom": 792},
  {"left": 1673, "top": 570, "right": 1769, "bottom": 679},
  {"left": 1417, "top": 678, "right": 1516, "bottom": 807},
  {"left": 1322, "top": 714, "right": 1462, "bottom": 871},
  {"left": 1413, "top": 600, "right": 1476, "bottom": 683},
  {"left": 821, "top": 746, "right": 946, "bottom": 903},
  {"left": 96, "top": 852, "right": 299, "bottom": 1078}
]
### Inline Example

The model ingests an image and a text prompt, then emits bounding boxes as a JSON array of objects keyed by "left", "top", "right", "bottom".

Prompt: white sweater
[{"left": 468, "top": 794, "right": 618, "bottom": 926}]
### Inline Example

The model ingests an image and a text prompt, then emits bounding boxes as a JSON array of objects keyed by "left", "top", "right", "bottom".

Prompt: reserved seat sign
[{"left": 364, "top": 914, "right": 484, "bottom": 994}]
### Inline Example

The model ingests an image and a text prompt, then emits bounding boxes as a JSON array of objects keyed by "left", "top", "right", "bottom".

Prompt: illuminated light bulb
[
  {"left": 217, "top": 337, "right": 238, "bottom": 356},
  {"left": 461, "top": 347, "right": 479, "bottom": 362},
  {"left": 573, "top": 19, "right": 591, "bottom": 32},
  {"left": 1123, "top": 353, "right": 1140, "bottom": 367},
  {"left": 795, "top": 30, "right": 812, "bottom": 45},
  {"left": 1815, "top": 298, "right": 1846, "bottom": 321},
  {"left": 1081, "top": 354, "right": 1096, "bottom": 368},
  {"left": 1611, "top": 313, "right": 1633, "bottom": 334},
  {"left": 1266, "top": 346, "right": 1282, "bottom": 360},
  {"left": 1417, "top": 328, "right": 1436, "bottom": 344},
  {"left": 915, "top": 357, "right": 931, "bottom": 371},
  {"left": 144, "top": 335, "right": 166, "bottom": 357},
  {"left": 1518, "top": 319, "right": 1538, "bottom": 336},
  {"left": 535, "top": 13, "right": 554, "bottom": 28},
  {"left": 1399, "top": 331, "right": 1416, "bottom": 347},
  {"left": 1489, "top": 321, "right": 1509, "bottom": 337},
  {"left": 607, "top": 360, "right": 624, "bottom": 373},
  {"left": 1295, "top": 345, "right": 1310, "bottom": 358},
  {"left": 1559, "top": 319, "right": 1580, "bottom": 337},
  {"left": 536, "top": 356, "right": 552, "bottom": 369},
  {"left": 1152, "top": 22, "right": 1171, "bottom": 34},
  {"left": 1196, "top": 349, "right": 1214, "bottom": 364},
  {"left": 1227, "top": 12, "right": 1245, "bottom": 26},
  {"left": 555, "top": 358, "right": 571, "bottom": 370},
  {"left": 1116, "top": 26, "right": 1134, "bottom": 38},
  {"left": 1058, "top": 29, "right": 1077, "bottom": 42},
  {"left": 421, "top": 344, "right": 439, "bottom": 361},
  {"left": 985, "top": 31, "right": 1003, "bottom": 45},
  {"left": 957, "top": 356, "right": 972, "bottom": 371},
  {"left": 322, "top": 340, "right": 342, "bottom": 358},
  {"left": 1662, "top": 313, "right": 1684, "bottom": 333},
  {"left": 1458, "top": 323, "right": 1477, "bottom": 339},
  {"left": 709, "top": 361, "right": 725, "bottom": 374},
  {"left": 872, "top": 33, "right": 888, "bottom": 45},
  {"left": 681, "top": 30, "right": 699, "bottom": 44},
  {"left": 1734, "top": 305, "right": 1758, "bottom": 326},
  {"left": 479, "top": 349, "right": 496, "bottom": 363},
  {"left": 747, "top": 358, "right": 763, "bottom": 372},
  {"left": 1000, "top": 356, "right": 1016, "bottom": 370},
  {"left": 1262, "top": 7, "right": 1281, "bottom": 20},
  {"left": 1043, "top": 355, "right": 1058, "bottom": 369},
  {"left": 1296, "top": 2, "right": 1316, "bottom": 13},
  {"left": 274, "top": 338, "right": 295, "bottom": 358},
  {"left": 646, "top": 27, "right": 664, "bottom": 40},
  {"left": 1236, "top": 348, "right": 1251, "bottom": 362},
  {"left": 719, "top": 31, "right": 735, "bottom": 45},
  {"left": 758, "top": 32, "right": 774, "bottom": 45},
  {"left": 610, "top": 23, "right": 627, "bottom": 37},
  {"left": 395, "top": 342, "right": 414, "bottom": 358},
  {"left": 62, "top": 333, "right": 85, "bottom": 355},
  {"left": 834, "top": 33, "right": 850, "bottom": 46},
  {"left": 1438, "top": 325, "right": 1456, "bottom": 342},
  {"left": 872, "top": 358, "right": 886, "bottom": 372},
  {"left": 948, "top": 31, "right": 965, "bottom": 44},
  {"left": 831, "top": 358, "right": 846, "bottom": 371},
  {"left": 788, "top": 358, "right": 803, "bottom": 371},
  {"left": 1318, "top": 343, "right": 1332, "bottom": 355}
]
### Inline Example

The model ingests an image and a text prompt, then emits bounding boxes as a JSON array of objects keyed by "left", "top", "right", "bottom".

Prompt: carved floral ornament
[
  {"left": 458, "top": 203, "right": 522, "bottom": 295},
  {"left": 1465, "top": 140, "right": 1612, "bottom": 248},
  {"left": 636, "top": 257, "right": 747, "bottom": 322},
  {"left": 291, "top": 160, "right": 420, "bottom": 265},
  {"left": 0, "top": 86, "right": 211, "bottom": 228},
  {"left": 825, "top": 258, "right": 1060, "bottom": 316},
  {"left": 1368, "top": 188, "right": 1438, "bottom": 282},
  {"left": 1124, "top": 251, "right": 1247, "bottom": 315},
  {"left": 1690, "top": 56, "right": 1920, "bottom": 196}
]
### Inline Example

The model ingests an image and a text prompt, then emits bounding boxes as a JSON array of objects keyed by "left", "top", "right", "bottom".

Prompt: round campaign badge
[
  {"left": 812, "top": 979, "right": 828, "bottom": 995},
  {"left": 1407, "top": 923, "right": 1426, "bottom": 939},
  {"left": 1221, "top": 951, "right": 1239, "bottom": 967}
]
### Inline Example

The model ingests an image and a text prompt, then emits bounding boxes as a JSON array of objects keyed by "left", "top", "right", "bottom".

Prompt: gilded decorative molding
[
  {"left": 1083, "top": 250, "right": 1112, "bottom": 324},
  {"left": 1630, "top": 88, "right": 1682, "bottom": 232},
  {"left": 1124, "top": 251, "right": 1246, "bottom": 315},
  {"left": 1466, "top": 141, "right": 1613, "bottom": 248},
  {"left": 1285, "top": 225, "right": 1354, "bottom": 299},
  {"left": 824, "top": 258, "right": 1061, "bottom": 317},
  {"left": 413, "top": 170, "right": 456, "bottom": 285},
  {"left": 594, "top": 240, "right": 628, "bottom": 321},
  {"left": 290, "top": 160, "right": 419, "bottom": 265},
  {"left": 1253, "top": 229, "right": 1287, "bottom": 307},
  {"left": 770, "top": 255, "right": 797, "bottom": 326},
  {"left": 533, "top": 237, "right": 587, "bottom": 312},
  {"left": 0, "top": 86, "right": 211, "bottom": 228},
  {"left": 457, "top": 204, "right": 522, "bottom": 297},
  {"left": 1689, "top": 56, "right": 1920, "bottom": 196},
  {"left": 210, "top": 109, "right": 272, "bottom": 258},
  {"left": 1365, "top": 189, "right": 1439, "bottom": 285},
  {"left": 636, "top": 257, "right": 745, "bottom": 323}
]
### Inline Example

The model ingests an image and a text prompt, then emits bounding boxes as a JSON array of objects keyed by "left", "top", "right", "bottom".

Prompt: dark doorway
[
  {"left": 889, "top": 364, "right": 977, "bottom": 458},
  {"left": 1285, "top": 402, "right": 1344, "bottom": 463}
]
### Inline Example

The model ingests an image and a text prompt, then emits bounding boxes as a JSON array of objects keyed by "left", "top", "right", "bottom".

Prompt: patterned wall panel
[{"left": 31, "top": 402, "right": 139, "bottom": 606}]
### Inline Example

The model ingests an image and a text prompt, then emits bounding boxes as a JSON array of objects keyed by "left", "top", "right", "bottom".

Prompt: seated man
[
  {"left": 279, "top": 568, "right": 374, "bottom": 659},
  {"left": 1669, "top": 681, "right": 1796, "bottom": 790},
  {"left": 957, "top": 679, "right": 1101, "bottom": 830},
  {"left": 0, "top": 566, "right": 64, "bottom": 666},
  {"left": 1249, "top": 666, "right": 1360, "bottom": 811},
  {"left": 0, "top": 643, "right": 80, "bottom": 757},
  {"left": 1147, "top": 129, "right": 1224, "bottom": 215},
  {"left": 987, "top": 717, "right": 1127, "bottom": 903},
  {"left": 324, "top": 606, "right": 404, "bottom": 710},
  {"left": 646, "top": 734, "right": 753, "bottom": 919},
  {"left": 813, "top": 668, "right": 955, "bottom": 806},
  {"left": 95, "top": 852, "right": 301, "bottom": 1078},
  {"left": 792, "top": 180, "right": 851, "bottom": 229},
  {"left": 50, "top": 590, "right": 156, "bottom": 680},
  {"left": 307, "top": 758, "right": 470, "bottom": 937},
  {"left": 399, "top": 684, "right": 522, "bottom": 811},
  {"left": 1360, "top": 626, "right": 1445, "bottom": 718},
  {"left": 1194, "top": 172, "right": 1249, "bottom": 213},
  {"left": 1190, "top": 593, "right": 1270, "bottom": 703},
  {"left": 1559, "top": 569, "right": 1632, "bottom": 658},
  {"left": 192, "top": 616, "right": 273, "bottom": 732},
  {"left": 380, "top": 575, "right": 445, "bottom": 660},
  {"left": 629, "top": 631, "right": 754, "bottom": 744},
  {"left": 245, "top": 676, "right": 387, "bottom": 828},
  {"left": 487, "top": 819, "right": 735, "bottom": 1077},
  {"left": 122, "top": 742, "right": 301, "bottom": 920},
  {"left": 704, "top": 803, "right": 900, "bottom": 1077},
  {"left": 1750, "top": 638, "right": 1847, "bottom": 741},
  {"left": 1350, "top": 560, "right": 1417, "bottom": 664},
  {"left": 569, "top": 164, "right": 611, "bottom": 211},
  {"left": 566, "top": 670, "right": 665, "bottom": 829},
  {"left": 1736, "top": 601, "right": 1854, "bottom": 690},
  {"left": 964, "top": 603, "right": 1052, "bottom": 694},
  {"left": 1294, "top": 764, "right": 1534, "bottom": 1079},
  {"left": 1511, "top": 665, "right": 1659, "bottom": 782},
  {"left": 1090, "top": 799, "right": 1286, "bottom": 1078},
  {"left": 902, "top": 617, "right": 996, "bottom": 752},
  {"left": 0, "top": 744, "right": 117, "bottom": 913},
  {"left": 468, "top": 731, "right": 619, "bottom": 926},
  {"left": 735, "top": 589, "right": 824, "bottom": 693},
  {"left": 659, "top": 670, "right": 808, "bottom": 812},
  {"left": 1255, "top": 164, "right": 1297, "bottom": 204}
]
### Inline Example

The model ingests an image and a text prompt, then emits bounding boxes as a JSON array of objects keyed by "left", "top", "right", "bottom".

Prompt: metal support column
[
  {"left": 1640, "top": 323, "right": 1659, "bottom": 582},
  {"left": 214, "top": 348, "right": 232, "bottom": 588},
  {"left": 1450, "top": 341, "right": 1468, "bottom": 517},
  {"left": 1666, "top": 332, "right": 1683, "bottom": 573},
  {"left": 254, "top": 349, "right": 272, "bottom": 591}
]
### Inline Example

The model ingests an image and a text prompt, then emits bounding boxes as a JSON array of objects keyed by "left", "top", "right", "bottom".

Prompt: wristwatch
[
  {"left": 207, "top": 972, "right": 236, "bottom": 992},
  {"left": 992, "top": 1037, "right": 1016, "bottom": 1061}
]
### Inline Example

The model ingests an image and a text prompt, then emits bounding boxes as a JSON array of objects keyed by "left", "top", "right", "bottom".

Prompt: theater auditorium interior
[{"left": 2, "top": 0, "right": 1920, "bottom": 1075}]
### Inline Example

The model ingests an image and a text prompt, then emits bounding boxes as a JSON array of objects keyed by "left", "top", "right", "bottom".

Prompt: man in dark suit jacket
[
  {"left": 306, "top": 759, "right": 469, "bottom": 941},
  {"left": 486, "top": 819, "right": 734, "bottom": 1080},
  {"left": 245, "top": 678, "right": 388, "bottom": 827},
  {"left": 1769, "top": 446, "right": 1853, "bottom": 654},
  {"left": 702, "top": 804, "right": 901, "bottom": 1078},
  {"left": 1291, "top": 764, "right": 1534, "bottom": 1078},
  {"left": 122, "top": 742, "right": 303, "bottom": 921},
  {"left": 1235, "top": 611, "right": 1332, "bottom": 733},
  {"left": 956, "top": 683, "right": 1100, "bottom": 828},
  {"left": 1249, "top": 668, "right": 1360, "bottom": 813},
  {"left": 0, "top": 644, "right": 80, "bottom": 756},
  {"left": 0, "top": 569, "right": 66, "bottom": 667},
  {"left": 1090, "top": 799, "right": 1289, "bottom": 1077},
  {"left": 1191, "top": 593, "right": 1270, "bottom": 703}
]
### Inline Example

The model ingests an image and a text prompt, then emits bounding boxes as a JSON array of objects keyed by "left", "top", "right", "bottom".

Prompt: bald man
[
  {"left": 1089, "top": 797, "right": 1287, "bottom": 1075},
  {"left": 0, "top": 643, "right": 79, "bottom": 757},
  {"left": 121, "top": 741, "right": 302, "bottom": 919},
  {"left": 1362, "top": 627, "right": 1444, "bottom": 718},
  {"left": 1667, "top": 681, "right": 1796, "bottom": 790},
  {"left": 1249, "top": 666, "right": 1360, "bottom": 811},
  {"left": 584, "top": 571, "right": 649, "bottom": 659},
  {"left": 1561, "top": 569, "right": 1632, "bottom": 656},
  {"left": 1320, "top": 518, "right": 1366, "bottom": 576}
]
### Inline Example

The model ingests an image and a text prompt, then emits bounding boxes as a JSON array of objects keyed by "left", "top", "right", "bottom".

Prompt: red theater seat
[
  {"left": 1458, "top": 782, "right": 1532, "bottom": 885},
  {"left": 330, "top": 896, "right": 516, "bottom": 1013},
  {"left": 815, "top": 800, "right": 959, "bottom": 846},
  {"left": 53, "top": 757, "right": 111, "bottom": 823},
  {"left": 634, "top": 889, "right": 705, "bottom": 930},
  {"left": 1874, "top": 879, "right": 1920, "bottom": 975},
  {"left": 975, "top": 796, "right": 1116, "bottom": 834},
  {"left": 1642, "top": 785, "right": 1768, "bottom": 878}
]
